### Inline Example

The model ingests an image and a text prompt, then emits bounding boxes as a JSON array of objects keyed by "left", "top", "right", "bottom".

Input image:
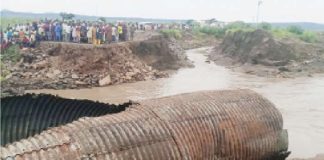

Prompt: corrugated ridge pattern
[
  {"left": 134, "top": 89, "right": 286, "bottom": 159},
  {"left": 1, "top": 90, "right": 288, "bottom": 160},
  {"left": 1, "top": 94, "right": 130, "bottom": 146},
  {"left": 1, "top": 105, "right": 182, "bottom": 159}
]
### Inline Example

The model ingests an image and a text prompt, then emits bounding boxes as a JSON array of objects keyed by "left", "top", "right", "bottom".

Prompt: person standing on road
[
  {"left": 92, "top": 25, "right": 97, "bottom": 45},
  {"left": 122, "top": 24, "right": 128, "bottom": 41},
  {"left": 117, "top": 23, "right": 123, "bottom": 41},
  {"left": 50, "top": 22, "right": 56, "bottom": 41},
  {"left": 96, "top": 25, "right": 102, "bottom": 45},
  {"left": 130, "top": 24, "right": 136, "bottom": 41},
  {"left": 112, "top": 25, "right": 117, "bottom": 42},
  {"left": 44, "top": 22, "right": 50, "bottom": 41},
  {"left": 75, "top": 24, "right": 81, "bottom": 43},
  {"left": 64, "top": 23, "right": 71, "bottom": 42},
  {"left": 71, "top": 24, "right": 75, "bottom": 42},
  {"left": 87, "top": 24, "right": 93, "bottom": 44},
  {"left": 47, "top": 22, "right": 52, "bottom": 41},
  {"left": 80, "top": 23, "right": 87, "bottom": 43},
  {"left": 55, "top": 23, "right": 62, "bottom": 41}
]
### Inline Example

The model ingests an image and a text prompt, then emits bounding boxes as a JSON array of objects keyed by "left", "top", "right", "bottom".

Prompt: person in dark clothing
[
  {"left": 96, "top": 25, "right": 102, "bottom": 44},
  {"left": 44, "top": 22, "right": 50, "bottom": 41},
  {"left": 32, "top": 21, "right": 38, "bottom": 33},
  {"left": 80, "top": 24, "right": 87, "bottom": 43},
  {"left": 122, "top": 24, "right": 128, "bottom": 41},
  {"left": 22, "top": 36, "right": 30, "bottom": 48},
  {"left": 50, "top": 23, "right": 55, "bottom": 41}
]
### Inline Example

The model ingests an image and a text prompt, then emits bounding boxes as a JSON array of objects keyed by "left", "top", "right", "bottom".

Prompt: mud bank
[
  {"left": 177, "top": 31, "right": 220, "bottom": 50},
  {"left": 1, "top": 36, "right": 191, "bottom": 96},
  {"left": 209, "top": 30, "right": 324, "bottom": 78}
]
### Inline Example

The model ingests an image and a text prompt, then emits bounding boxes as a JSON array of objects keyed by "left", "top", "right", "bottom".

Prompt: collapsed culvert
[
  {"left": 1, "top": 94, "right": 132, "bottom": 146},
  {"left": 1, "top": 90, "right": 290, "bottom": 159}
]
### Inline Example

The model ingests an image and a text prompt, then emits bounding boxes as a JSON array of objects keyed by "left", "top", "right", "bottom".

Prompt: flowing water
[{"left": 29, "top": 47, "right": 324, "bottom": 159}]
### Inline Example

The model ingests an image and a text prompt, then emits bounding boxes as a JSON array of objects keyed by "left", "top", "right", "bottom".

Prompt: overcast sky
[{"left": 2, "top": 0, "right": 324, "bottom": 23}]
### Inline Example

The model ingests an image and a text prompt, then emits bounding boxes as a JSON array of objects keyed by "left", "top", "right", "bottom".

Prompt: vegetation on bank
[
  {"left": 159, "top": 21, "right": 320, "bottom": 43},
  {"left": 1, "top": 17, "right": 33, "bottom": 28},
  {"left": 160, "top": 29, "right": 183, "bottom": 39},
  {"left": 1, "top": 44, "right": 21, "bottom": 62},
  {"left": 1, "top": 44, "right": 21, "bottom": 82}
]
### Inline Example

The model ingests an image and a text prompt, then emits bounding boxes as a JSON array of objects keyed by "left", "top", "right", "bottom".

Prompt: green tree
[
  {"left": 59, "top": 12, "right": 75, "bottom": 22},
  {"left": 186, "top": 19, "right": 195, "bottom": 26},
  {"left": 300, "top": 31, "right": 317, "bottom": 43},
  {"left": 260, "top": 22, "right": 272, "bottom": 30},
  {"left": 287, "top": 25, "right": 304, "bottom": 35}
]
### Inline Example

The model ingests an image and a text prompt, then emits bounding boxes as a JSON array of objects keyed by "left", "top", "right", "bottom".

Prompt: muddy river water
[{"left": 29, "top": 47, "right": 324, "bottom": 159}]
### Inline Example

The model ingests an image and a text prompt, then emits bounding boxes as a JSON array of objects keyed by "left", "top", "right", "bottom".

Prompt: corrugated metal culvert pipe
[
  {"left": 0, "top": 90, "right": 290, "bottom": 160},
  {"left": 1, "top": 94, "right": 132, "bottom": 146}
]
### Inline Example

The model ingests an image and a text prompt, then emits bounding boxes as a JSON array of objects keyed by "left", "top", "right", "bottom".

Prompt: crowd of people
[
  {"left": 1, "top": 19, "right": 189, "bottom": 50},
  {"left": 1, "top": 20, "right": 142, "bottom": 49}
]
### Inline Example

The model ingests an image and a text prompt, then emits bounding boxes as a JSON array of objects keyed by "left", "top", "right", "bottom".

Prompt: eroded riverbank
[{"left": 28, "top": 47, "right": 324, "bottom": 159}]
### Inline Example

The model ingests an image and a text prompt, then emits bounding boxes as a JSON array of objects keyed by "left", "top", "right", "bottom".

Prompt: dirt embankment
[
  {"left": 1, "top": 36, "right": 191, "bottom": 96},
  {"left": 132, "top": 35, "right": 193, "bottom": 70},
  {"left": 177, "top": 31, "right": 220, "bottom": 50},
  {"left": 209, "top": 29, "right": 324, "bottom": 78}
]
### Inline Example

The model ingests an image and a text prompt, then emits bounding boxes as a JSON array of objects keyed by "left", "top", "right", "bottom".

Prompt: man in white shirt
[{"left": 64, "top": 23, "right": 71, "bottom": 42}]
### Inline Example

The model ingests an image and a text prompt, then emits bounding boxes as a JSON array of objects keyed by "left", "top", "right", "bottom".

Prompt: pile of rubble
[{"left": 1, "top": 40, "right": 177, "bottom": 95}]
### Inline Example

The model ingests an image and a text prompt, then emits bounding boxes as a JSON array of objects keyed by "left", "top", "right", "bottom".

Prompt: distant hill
[
  {"left": 0, "top": 10, "right": 185, "bottom": 23},
  {"left": 270, "top": 22, "right": 324, "bottom": 31}
]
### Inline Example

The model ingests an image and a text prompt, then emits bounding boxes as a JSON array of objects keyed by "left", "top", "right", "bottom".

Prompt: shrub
[
  {"left": 196, "top": 26, "right": 226, "bottom": 38},
  {"left": 287, "top": 25, "right": 304, "bottom": 35},
  {"left": 260, "top": 22, "right": 272, "bottom": 30},
  {"left": 300, "top": 31, "right": 318, "bottom": 43},
  {"left": 271, "top": 28, "right": 295, "bottom": 39},
  {"left": 160, "top": 29, "right": 182, "bottom": 39},
  {"left": 224, "top": 21, "right": 255, "bottom": 34},
  {"left": 1, "top": 44, "right": 21, "bottom": 63},
  {"left": 226, "top": 21, "right": 252, "bottom": 30}
]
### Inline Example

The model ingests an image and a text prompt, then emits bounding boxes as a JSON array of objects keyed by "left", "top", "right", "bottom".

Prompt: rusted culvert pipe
[
  {"left": 1, "top": 90, "right": 290, "bottom": 159},
  {"left": 1, "top": 94, "right": 132, "bottom": 146}
]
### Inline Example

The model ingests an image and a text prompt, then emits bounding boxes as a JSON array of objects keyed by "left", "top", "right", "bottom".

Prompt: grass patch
[
  {"left": 193, "top": 27, "right": 226, "bottom": 38},
  {"left": 1, "top": 17, "right": 34, "bottom": 28},
  {"left": 270, "top": 28, "right": 297, "bottom": 39},
  {"left": 1, "top": 44, "right": 21, "bottom": 82},
  {"left": 270, "top": 28, "right": 319, "bottom": 43},
  {"left": 1, "top": 44, "right": 22, "bottom": 63},
  {"left": 299, "top": 31, "right": 318, "bottom": 43},
  {"left": 160, "top": 29, "right": 183, "bottom": 39}
]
